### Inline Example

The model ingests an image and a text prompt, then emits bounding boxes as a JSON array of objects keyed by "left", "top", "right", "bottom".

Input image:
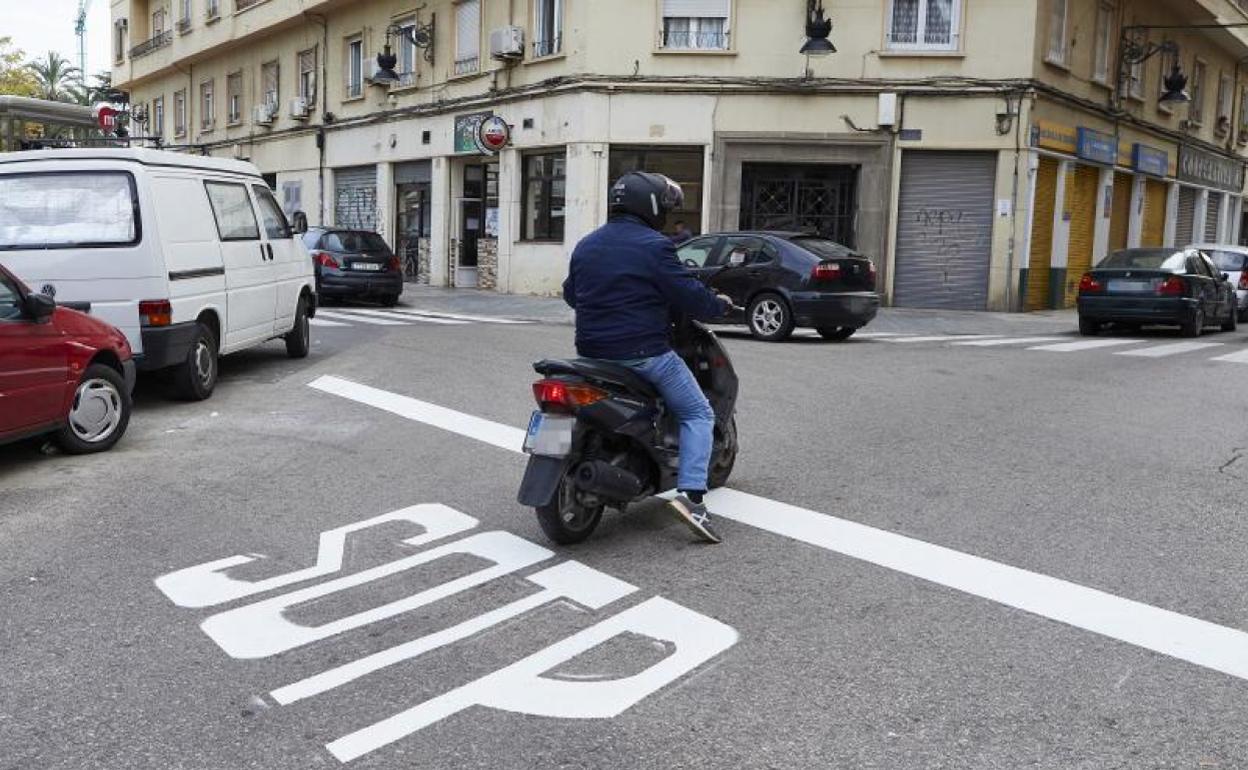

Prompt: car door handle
[{"left": 267, "top": 244, "right": 275, "bottom": 261}]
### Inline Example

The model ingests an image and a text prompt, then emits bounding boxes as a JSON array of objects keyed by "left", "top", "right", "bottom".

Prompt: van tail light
[
  {"left": 1078, "top": 273, "right": 1104, "bottom": 294},
  {"left": 388, "top": 255, "right": 402, "bottom": 272},
  {"left": 311, "top": 250, "right": 339, "bottom": 269},
  {"left": 812, "top": 262, "right": 842, "bottom": 282},
  {"left": 139, "top": 299, "right": 173, "bottom": 327},
  {"left": 532, "top": 379, "right": 608, "bottom": 413},
  {"left": 1157, "top": 276, "right": 1186, "bottom": 297},
  {"left": 1238, "top": 272, "right": 1248, "bottom": 291}
]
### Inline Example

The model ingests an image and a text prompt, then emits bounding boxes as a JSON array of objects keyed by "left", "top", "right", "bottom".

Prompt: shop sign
[
  {"left": 476, "top": 115, "right": 511, "bottom": 154},
  {"left": 454, "top": 111, "right": 493, "bottom": 154},
  {"left": 1031, "top": 119, "right": 1077, "bottom": 153},
  {"left": 1076, "top": 127, "right": 1118, "bottom": 166},
  {"left": 1131, "top": 144, "right": 1169, "bottom": 177},
  {"left": 1178, "top": 145, "right": 1246, "bottom": 192}
]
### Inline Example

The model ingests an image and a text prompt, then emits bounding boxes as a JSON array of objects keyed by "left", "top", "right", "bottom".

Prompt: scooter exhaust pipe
[{"left": 573, "top": 460, "right": 643, "bottom": 500}]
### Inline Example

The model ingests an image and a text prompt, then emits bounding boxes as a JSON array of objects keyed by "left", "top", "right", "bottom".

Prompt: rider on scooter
[{"left": 562, "top": 172, "right": 732, "bottom": 543}]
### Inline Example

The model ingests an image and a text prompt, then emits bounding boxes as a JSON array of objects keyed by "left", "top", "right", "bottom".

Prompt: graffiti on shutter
[{"left": 334, "top": 166, "right": 378, "bottom": 231}]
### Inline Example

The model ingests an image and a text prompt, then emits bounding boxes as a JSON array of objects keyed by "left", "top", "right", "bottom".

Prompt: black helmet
[{"left": 609, "top": 171, "right": 684, "bottom": 231}]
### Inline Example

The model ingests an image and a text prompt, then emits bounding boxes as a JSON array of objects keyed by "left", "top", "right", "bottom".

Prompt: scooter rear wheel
[
  {"left": 535, "top": 475, "right": 605, "bottom": 545},
  {"left": 708, "top": 417, "right": 738, "bottom": 489}
]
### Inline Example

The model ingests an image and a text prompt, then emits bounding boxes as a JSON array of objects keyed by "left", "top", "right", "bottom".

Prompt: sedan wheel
[
  {"left": 817, "top": 326, "right": 856, "bottom": 341},
  {"left": 54, "top": 364, "right": 131, "bottom": 454},
  {"left": 747, "top": 294, "right": 795, "bottom": 342}
]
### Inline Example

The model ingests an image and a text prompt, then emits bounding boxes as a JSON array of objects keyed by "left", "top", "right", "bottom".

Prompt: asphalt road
[{"left": 4, "top": 302, "right": 1248, "bottom": 769}]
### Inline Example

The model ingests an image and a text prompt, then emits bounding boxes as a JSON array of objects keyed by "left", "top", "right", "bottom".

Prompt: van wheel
[
  {"left": 285, "top": 296, "right": 311, "bottom": 359},
  {"left": 173, "top": 323, "right": 218, "bottom": 401},
  {"left": 55, "top": 364, "right": 131, "bottom": 454}
]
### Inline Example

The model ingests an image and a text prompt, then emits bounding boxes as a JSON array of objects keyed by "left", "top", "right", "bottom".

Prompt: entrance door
[
  {"left": 396, "top": 183, "right": 430, "bottom": 281},
  {"left": 740, "top": 164, "right": 857, "bottom": 247},
  {"left": 457, "top": 163, "right": 498, "bottom": 289}
]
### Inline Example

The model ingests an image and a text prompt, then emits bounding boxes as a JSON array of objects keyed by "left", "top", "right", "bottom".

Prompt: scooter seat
[{"left": 534, "top": 358, "right": 660, "bottom": 400}]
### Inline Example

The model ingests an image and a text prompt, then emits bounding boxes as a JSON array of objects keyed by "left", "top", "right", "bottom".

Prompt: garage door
[
  {"left": 1062, "top": 164, "right": 1099, "bottom": 308},
  {"left": 1205, "top": 192, "right": 1223, "bottom": 242},
  {"left": 334, "top": 165, "right": 378, "bottom": 231},
  {"left": 893, "top": 151, "right": 996, "bottom": 310},
  {"left": 1142, "top": 179, "right": 1167, "bottom": 247},
  {"left": 1175, "top": 186, "right": 1198, "bottom": 246},
  {"left": 1026, "top": 157, "right": 1058, "bottom": 311}
]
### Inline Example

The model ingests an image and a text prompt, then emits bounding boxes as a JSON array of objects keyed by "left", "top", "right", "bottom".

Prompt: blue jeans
[{"left": 618, "top": 351, "right": 715, "bottom": 492}]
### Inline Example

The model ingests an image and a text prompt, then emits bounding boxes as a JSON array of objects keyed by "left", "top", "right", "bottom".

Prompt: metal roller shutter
[
  {"left": 334, "top": 165, "right": 378, "bottom": 231},
  {"left": 893, "top": 151, "right": 996, "bottom": 310},
  {"left": 1142, "top": 179, "right": 1167, "bottom": 247},
  {"left": 1062, "top": 164, "right": 1099, "bottom": 307},
  {"left": 1109, "top": 172, "right": 1132, "bottom": 254},
  {"left": 1026, "top": 157, "right": 1058, "bottom": 310},
  {"left": 1205, "top": 192, "right": 1223, "bottom": 242},
  {"left": 1175, "top": 186, "right": 1198, "bottom": 246}
]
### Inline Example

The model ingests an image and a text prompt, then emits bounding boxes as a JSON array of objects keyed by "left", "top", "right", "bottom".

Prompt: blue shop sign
[
  {"left": 1076, "top": 127, "right": 1118, "bottom": 165},
  {"left": 1132, "top": 144, "right": 1169, "bottom": 177}
]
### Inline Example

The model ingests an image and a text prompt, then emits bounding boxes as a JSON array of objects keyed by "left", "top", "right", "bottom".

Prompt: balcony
[
  {"left": 177, "top": 17, "right": 192, "bottom": 34},
  {"left": 130, "top": 30, "right": 172, "bottom": 59}
]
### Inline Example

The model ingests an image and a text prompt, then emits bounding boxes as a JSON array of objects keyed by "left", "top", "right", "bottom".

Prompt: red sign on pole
[{"left": 94, "top": 105, "right": 119, "bottom": 134}]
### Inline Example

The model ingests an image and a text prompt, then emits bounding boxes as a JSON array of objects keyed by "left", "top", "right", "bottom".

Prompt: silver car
[{"left": 1189, "top": 243, "right": 1248, "bottom": 321}]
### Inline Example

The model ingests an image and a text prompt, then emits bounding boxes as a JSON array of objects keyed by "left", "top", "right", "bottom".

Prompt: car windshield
[
  {"left": 789, "top": 237, "right": 856, "bottom": 259},
  {"left": 1205, "top": 250, "right": 1248, "bottom": 272},
  {"left": 1099, "top": 249, "right": 1187, "bottom": 271},
  {"left": 323, "top": 231, "right": 388, "bottom": 253},
  {"left": 0, "top": 172, "right": 138, "bottom": 250}
]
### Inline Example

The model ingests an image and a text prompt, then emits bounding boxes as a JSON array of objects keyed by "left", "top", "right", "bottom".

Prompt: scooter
[{"left": 516, "top": 318, "right": 740, "bottom": 544}]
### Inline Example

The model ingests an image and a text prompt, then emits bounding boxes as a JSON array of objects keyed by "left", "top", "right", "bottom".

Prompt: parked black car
[
  {"left": 1076, "top": 247, "right": 1237, "bottom": 337},
  {"left": 302, "top": 227, "right": 404, "bottom": 307},
  {"left": 676, "top": 231, "right": 879, "bottom": 341}
]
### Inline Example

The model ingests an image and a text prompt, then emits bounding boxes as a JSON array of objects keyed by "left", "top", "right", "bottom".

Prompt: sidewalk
[{"left": 396, "top": 285, "right": 1081, "bottom": 336}]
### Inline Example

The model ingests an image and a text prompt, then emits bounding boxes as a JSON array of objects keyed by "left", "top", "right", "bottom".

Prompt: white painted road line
[
  {"left": 1211, "top": 349, "right": 1248, "bottom": 364},
  {"left": 1115, "top": 341, "right": 1225, "bottom": 358},
  {"left": 308, "top": 375, "right": 526, "bottom": 453},
  {"left": 884, "top": 335, "right": 1002, "bottom": 343},
  {"left": 315, "top": 310, "right": 409, "bottom": 327},
  {"left": 950, "top": 336, "right": 1066, "bottom": 347},
  {"left": 1028, "top": 338, "right": 1144, "bottom": 352},
  {"left": 389, "top": 308, "right": 533, "bottom": 325},
  {"left": 338, "top": 308, "right": 469, "bottom": 325},
  {"left": 312, "top": 374, "right": 1248, "bottom": 684},
  {"left": 310, "top": 318, "right": 350, "bottom": 328},
  {"left": 851, "top": 332, "right": 911, "bottom": 339}
]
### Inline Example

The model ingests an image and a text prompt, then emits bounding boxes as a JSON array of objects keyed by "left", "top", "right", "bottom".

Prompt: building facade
[{"left": 109, "top": 0, "right": 1248, "bottom": 310}]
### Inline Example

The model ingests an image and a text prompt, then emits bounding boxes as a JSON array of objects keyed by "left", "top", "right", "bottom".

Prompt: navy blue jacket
[{"left": 563, "top": 215, "right": 727, "bottom": 360}]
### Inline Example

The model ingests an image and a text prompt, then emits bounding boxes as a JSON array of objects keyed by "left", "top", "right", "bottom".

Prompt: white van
[{"left": 0, "top": 148, "right": 316, "bottom": 400}]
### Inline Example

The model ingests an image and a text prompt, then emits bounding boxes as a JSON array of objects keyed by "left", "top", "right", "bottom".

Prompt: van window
[
  {"left": 0, "top": 172, "right": 139, "bottom": 250},
  {"left": 204, "top": 181, "right": 260, "bottom": 241},
  {"left": 252, "top": 185, "right": 292, "bottom": 239}
]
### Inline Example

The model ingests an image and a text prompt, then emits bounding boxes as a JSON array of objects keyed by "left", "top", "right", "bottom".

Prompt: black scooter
[{"left": 516, "top": 319, "right": 740, "bottom": 544}]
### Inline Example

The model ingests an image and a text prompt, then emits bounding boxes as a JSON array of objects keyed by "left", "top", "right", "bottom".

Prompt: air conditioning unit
[
  {"left": 289, "top": 97, "right": 310, "bottom": 120},
  {"left": 253, "top": 104, "right": 275, "bottom": 125},
  {"left": 490, "top": 26, "right": 525, "bottom": 61}
]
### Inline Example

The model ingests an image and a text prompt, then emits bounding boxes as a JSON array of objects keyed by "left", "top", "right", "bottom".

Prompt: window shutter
[
  {"left": 456, "top": 0, "right": 481, "bottom": 59},
  {"left": 662, "top": 0, "right": 730, "bottom": 18}
]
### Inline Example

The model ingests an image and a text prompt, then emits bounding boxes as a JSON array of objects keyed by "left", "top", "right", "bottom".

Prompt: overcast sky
[{"left": 5, "top": 0, "right": 112, "bottom": 80}]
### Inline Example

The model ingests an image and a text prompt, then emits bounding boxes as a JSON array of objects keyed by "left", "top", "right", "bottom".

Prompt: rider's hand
[{"left": 716, "top": 294, "right": 734, "bottom": 313}]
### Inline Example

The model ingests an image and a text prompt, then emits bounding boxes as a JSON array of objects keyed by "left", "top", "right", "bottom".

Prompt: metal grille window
[
  {"left": 523, "top": 150, "right": 566, "bottom": 241},
  {"left": 534, "top": 0, "right": 563, "bottom": 57},
  {"left": 1046, "top": 0, "right": 1069, "bottom": 65},
  {"left": 661, "top": 0, "right": 730, "bottom": 50},
  {"left": 199, "top": 79, "right": 214, "bottom": 130},
  {"left": 345, "top": 38, "right": 363, "bottom": 98},
  {"left": 153, "top": 96, "right": 164, "bottom": 138},
  {"left": 174, "top": 89, "right": 186, "bottom": 136},
  {"left": 297, "top": 48, "right": 317, "bottom": 103},
  {"left": 226, "top": 72, "right": 243, "bottom": 125},
  {"left": 886, "top": 0, "right": 959, "bottom": 51},
  {"left": 455, "top": 0, "right": 481, "bottom": 74},
  {"left": 1091, "top": 3, "right": 1112, "bottom": 83},
  {"left": 262, "top": 61, "right": 279, "bottom": 108},
  {"left": 1190, "top": 58, "right": 1207, "bottom": 125}
]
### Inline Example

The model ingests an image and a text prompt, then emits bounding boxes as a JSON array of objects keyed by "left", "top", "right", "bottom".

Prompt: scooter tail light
[
  {"left": 138, "top": 299, "right": 173, "bottom": 327},
  {"left": 532, "top": 379, "right": 608, "bottom": 411}
]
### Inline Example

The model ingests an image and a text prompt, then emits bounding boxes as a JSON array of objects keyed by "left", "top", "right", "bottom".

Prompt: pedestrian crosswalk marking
[
  {"left": 1211, "top": 349, "right": 1248, "bottom": 364},
  {"left": 316, "top": 310, "right": 409, "bottom": 326},
  {"left": 307, "top": 307, "right": 530, "bottom": 329},
  {"left": 310, "top": 318, "right": 350, "bottom": 328},
  {"left": 1115, "top": 341, "right": 1225, "bottom": 358},
  {"left": 345, "top": 308, "right": 469, "bottom": 325},
  {"left": 1028, "top": 338, "right": 1144, "bottom": 352},
  {"left": 885, "top": 335, "right": 1002, "bottom": 343},
  {"left": 950, "top": 336, "right": 1066, "bottom": 347},
  {"left": 386, "top": 308, "right": 533, "bottom": 325}
]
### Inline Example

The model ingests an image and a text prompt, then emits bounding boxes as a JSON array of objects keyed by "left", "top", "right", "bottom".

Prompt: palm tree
[{"left": 27, "top": 51, "right": 82, "bottom": 103}]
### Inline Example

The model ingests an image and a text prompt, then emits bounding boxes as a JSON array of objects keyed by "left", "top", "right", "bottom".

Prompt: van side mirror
[
  {"left": 291, "top": 211, "right": 308, "bottom": 235},
  {"left": 24, "top": 292, "right": 56, "bottom": 322}
]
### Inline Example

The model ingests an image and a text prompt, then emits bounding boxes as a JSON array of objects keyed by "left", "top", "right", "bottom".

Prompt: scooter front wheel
[{"left": 535, "top": 476, "right": 605, "bottom": 545}]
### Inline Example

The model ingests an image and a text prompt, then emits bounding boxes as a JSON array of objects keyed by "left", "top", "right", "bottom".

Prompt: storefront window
[
  {"left": 608, "top": 146, "right": 704, "bottom": 236},
  {"left": 523, "top": 151, "right": 566, "bottom": 241}
]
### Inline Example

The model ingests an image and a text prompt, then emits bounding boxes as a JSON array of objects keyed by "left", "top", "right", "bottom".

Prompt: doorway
[{"left": 457, "top": 162, "right": 498, "bottom": 288}]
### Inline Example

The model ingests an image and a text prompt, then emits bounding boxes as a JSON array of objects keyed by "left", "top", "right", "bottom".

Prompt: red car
[{"left": 0, "top": 263, "right": 134, "bottom": 454}]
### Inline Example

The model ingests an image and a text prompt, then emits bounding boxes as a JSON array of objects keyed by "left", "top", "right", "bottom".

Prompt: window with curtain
[
  {"left": 174, "top": 90, "right": 186, "bottom": 136},
  {"left": 199, "top": 80, "right": 214, "bottom": 130},
  {"left": 886, "top": 0, "right": 959, "bottom": 50},
  {"left": 297, "top": 48, "right": 317, "bottom": 103},
  {"left": 153, "top": 96, "right": 164, "bottom": 138},
  {"left": 1046, "top": 0, "right": 1068, "bottom": 65},
  {"left": 661, "top": 0, "right": 731, "bottom": 50},
  {"left": 1240, "top": 85, "right": 1248, "bottom": 140},
  {"left": 226, "top": 71, "right": 242, "bottom": 124},
  {"left": 455, "top": 0, "right": 481, "bottom": 74},
  {"left": 523, "top": 150, "right": 567, "bottom": 241},
  {"left": 395, "top": 18, "right": 417, "bottom": 86},
  {"left": 1190, "top": 59, "right": 1207, "bottom": 125},
  {"left": 345, "top": 38, "right": 363, "bottom": 98},
  {"left": 1091, "top": 3, "right": 1112, "bottom": 84},
  {"left": 534, "top": 0, "right": 564, "bottom": 57},
  {"left": 1217, "top": 72, "right": 1232, "bottom": 132},
  {"left": 262, "top": 61, "right": 279, "bottom": 108},
  {"left": 1156, "top": 43, "right": 1176, "bottom": 110}
]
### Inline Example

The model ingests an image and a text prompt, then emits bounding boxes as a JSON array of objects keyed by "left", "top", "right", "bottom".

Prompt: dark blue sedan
[{"left": 1076, "top": 248, "right": 1237, "bottom": 337}]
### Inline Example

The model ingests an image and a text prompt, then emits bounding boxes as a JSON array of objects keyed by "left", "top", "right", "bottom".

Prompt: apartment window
[
  {"left": 1091, "top": 3, "right": 1112, "bottom": 84},
  {"left": 534, "top": 0, "right": 564, "bottom": 57},
  {"left": 345, "top": 37, "right": 363, "bottom": 98},
  {"left": 297, "top": 48, "right": 317, "bottom": 104},
  {"left": 174, "top": 89, "right": 186, "bottom": 136},
  {"left": 609, "top": 146, "right": 704, "bottom": 235},
  {"left": 177, "top": 0, "right": 191, "bottom": 32},
  {"left": 1189, "top": 58, "right": 1207, "bottom": 126},
  {"left": 396, "top": 18, "right": 418, "bottom": 86},
  {"left": 523, "top": 150, "right": 566, "bottom": 241},
  {"left": 113, "top": 20, "right": 127, "bottom": 62},
  {"left": 455, "top": 0, "right": 481, "bottom": 75},
  {"left": 886, "top": 0, "right": 960, "bottom": 51},
  {"left": 661, "top": 0, "right": 730, "bottom": 50},
  {"left": 1156, "top": 42, "right": 1176, "bottom": 111},
  {"left": 1240, "top": 85, "right": 1248, "bottom": 142},
  {"left": 261, "top": 60, "right": 279, "bottom": 108},
  {"left": 152, "top": 7, "right": 167, "bottom": 35},
  {"left": 1216, "top": 71, "right": 1233, "bottom": 134},
  {"left": 200, "top": 79, "right": 215, "bottom": 130},
  {"left": 206, "top": 0, "right": 220, "bottom": 19},
  {"left": 226, "top": 71, "right": 243, "bottom": 125},
  {"left": 153, "top": 96, "right": 164, "bottom": 138},
  {"left": 1045, "top": 0, "right": 1069, "bottom": 66}
]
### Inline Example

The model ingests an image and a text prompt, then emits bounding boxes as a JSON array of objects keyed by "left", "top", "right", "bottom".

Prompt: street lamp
[
  {"left": 800, "top": 0, "right": 835, "bottom": 56},
  {"left": 1117, "top": 34, "right": 1188, "bottom": 108},
  {"left": 373, "top": 17, "right": 436, "bottom": 86}
]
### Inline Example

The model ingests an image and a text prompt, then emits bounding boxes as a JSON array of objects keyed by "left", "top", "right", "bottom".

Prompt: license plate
[
  {"left": 1107, "top": 279, "right": 1151, "bottom": 293},
  {"left": 353, "top": 262, "right": 383, "bottom": 271},
  {"left": 523, "top": 411, "right": 574, "bottom": 457}
]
